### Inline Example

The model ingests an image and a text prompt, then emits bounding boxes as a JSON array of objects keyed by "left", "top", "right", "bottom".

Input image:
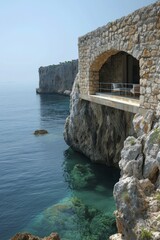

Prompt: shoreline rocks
[{"left": 11, "top": 232, "right": 60, "bottom": 240}]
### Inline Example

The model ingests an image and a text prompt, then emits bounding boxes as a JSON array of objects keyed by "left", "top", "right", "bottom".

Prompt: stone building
[{"left": 78, "top": 1, "right": 160, "bottom": 114}]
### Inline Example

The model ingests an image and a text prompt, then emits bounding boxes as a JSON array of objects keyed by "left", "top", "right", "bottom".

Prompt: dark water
[{"left": 0, "top": 85, "right": 119, "bottom": 240}]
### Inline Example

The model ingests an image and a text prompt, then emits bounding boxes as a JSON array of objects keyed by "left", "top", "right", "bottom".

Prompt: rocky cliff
[
  {"left": 37, "top": 60, "right": 78, "bottom": 95},
  {"left": 64, "top": 74, "right": 134, "bottom": 166},
  {"left": 64, "top": 72, "right": 160, "bottom": 240},
  {"left": 110, "top": 108, "right": 160, "bottom": 240}
]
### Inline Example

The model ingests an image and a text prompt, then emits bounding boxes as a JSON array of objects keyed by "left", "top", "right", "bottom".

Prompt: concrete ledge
[{"left": 80, "top": 93, "right": 141, "bottom": 113}]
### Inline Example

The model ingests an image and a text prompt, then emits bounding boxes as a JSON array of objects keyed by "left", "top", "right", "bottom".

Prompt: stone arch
[{"left": 89, "top": 50, "right": 140, "bottom": 95}]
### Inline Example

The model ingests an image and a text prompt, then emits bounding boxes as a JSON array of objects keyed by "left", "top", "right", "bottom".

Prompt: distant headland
[{"left": 36, "top": 60, "right": 78, "bottom": 96}]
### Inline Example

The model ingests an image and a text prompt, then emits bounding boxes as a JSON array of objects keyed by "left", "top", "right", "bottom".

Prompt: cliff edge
[
  {"left": 64, "top": 75, "right": 160, "bottom": 239},
  {"left": 37, "top": 60, "right": 78, "bottom": 95},
  {"left": 110, "top": 108, "right": 160, "bottom": 240},
  {"left": 64, "top": 74, "right": 134, "bottom": 166}
]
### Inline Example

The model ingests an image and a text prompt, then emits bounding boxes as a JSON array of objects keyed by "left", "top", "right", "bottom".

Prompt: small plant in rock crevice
[
  {"left": 155, "top": 192, "right": 160, "bottom": 201},
  {"left": 140, "top": 228, "right": 152, "bottom": 240},
  {"left": 122, "top": 191, "right": 131, "bottom": 204},
  {"left": 150, "top": 128, "right": 160, "bottom": 145},
  {"left": 130, "top": 138, "right": 136, "bottom": 146}
]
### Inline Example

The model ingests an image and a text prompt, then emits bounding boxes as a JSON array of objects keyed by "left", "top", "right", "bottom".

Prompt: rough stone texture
[
  {"left": 110, "top": 107, "right": 160, "bottom": 240},
  {"left": 37, "top": 60, "right": 78, "bottom": 95},
  {"left": 78, "top": 1, "right": 160, "bottom": 111},
  {"left": 11, "top": 232, "right": 60, "bottom": 240},
  {"left": 109, "top": 233, "right": 124, "bottom": 240},
  {"left": 64, "top": 74, "right": 134, "bottom": 166},
  {"left": 133, "top": 110, "right": 154, "bottom": 137}
]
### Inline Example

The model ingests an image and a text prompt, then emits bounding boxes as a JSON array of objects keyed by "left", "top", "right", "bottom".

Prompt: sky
[{"left": 0, "top": 0, "right": 157, "bottom": 89}]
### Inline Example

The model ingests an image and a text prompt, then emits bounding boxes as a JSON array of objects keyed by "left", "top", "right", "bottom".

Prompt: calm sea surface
[{"left": 0, "top": 83, "right": 119, "bottom": 240}]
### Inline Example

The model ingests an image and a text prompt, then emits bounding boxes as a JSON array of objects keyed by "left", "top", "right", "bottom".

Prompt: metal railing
[{"left": 99, "top": 82, "right": 140, "bottom": 97}]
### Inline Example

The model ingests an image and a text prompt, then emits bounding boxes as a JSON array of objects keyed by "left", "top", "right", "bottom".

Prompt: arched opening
[{"left": 89, "top": 51, "right": 140, "bottom": 99}]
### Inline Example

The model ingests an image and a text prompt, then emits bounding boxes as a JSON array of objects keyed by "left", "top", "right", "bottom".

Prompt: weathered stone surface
[
  {"left": 143, "top": 128, "right": 160, "bottom": 182},
  {"left": 11, "top": 232, "right": 60, "bottom": 240},
  {"left": 109, "top": 233, "right": 124, "bottom": 240},
  {"left": 38, "top": 60, "right": 78, "bottom": 95},
  {"left": 113, "top": 176, "right": 148, "bottom": 240},
  {"left": 113, "top": 108, "right": 160, "bottom": 240},
  {"left": 133, "top": 110, "right": 154, "bottom": 137},
  {"left": 139, "top": 179, "right": 154, "bottom": 196},
  {"left": 119, "top": 136, "right": 143, "bottom": 179},
  {"left": 64, "top": 75, "right": 134, "bottom": 166}
]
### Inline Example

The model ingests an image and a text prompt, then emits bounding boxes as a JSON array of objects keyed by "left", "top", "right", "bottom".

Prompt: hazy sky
[{"left": 0, "top": 0, "right": 157, "bottom": 88}]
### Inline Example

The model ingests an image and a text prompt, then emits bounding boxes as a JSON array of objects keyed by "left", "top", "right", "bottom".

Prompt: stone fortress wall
[
  {"left": 78, "top": 1, "right": 160, "bottom": 111},
  {"left": 37, "top": 60, "right": 78, "bottom": 95}
]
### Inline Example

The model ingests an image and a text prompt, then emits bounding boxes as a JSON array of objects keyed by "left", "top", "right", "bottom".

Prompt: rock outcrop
[
  {"left": 11, "top": 232, "right": 60, "bottom": 240},
  {"left": 110, "top": 107, "right": 160, "bottom": 240},
  {"left": 37, "top": 60, "right": 78, "bottom": 95},
  {"left": 64, "top": 72, "right": 160, "bottom": 239},
  {"left": 34, "top": 129, "right": 48, "bottom": 135},
  {"left": 64, "top": 74, "right": 134, "bottom": 166}
]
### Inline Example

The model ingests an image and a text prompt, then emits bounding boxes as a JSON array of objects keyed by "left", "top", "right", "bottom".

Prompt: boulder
[{"left": 34, "top": 130, "right": 48, "bottom": 135}]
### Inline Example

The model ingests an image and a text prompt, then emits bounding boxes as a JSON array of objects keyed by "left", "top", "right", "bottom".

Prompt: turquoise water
[{"left": 0, "top": 83, "right": 119, "bottom": 240}]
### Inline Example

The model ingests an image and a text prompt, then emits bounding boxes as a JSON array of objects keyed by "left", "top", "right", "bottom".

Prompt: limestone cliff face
[
  {"left": 65, "top": 76, "right": 160, "bottom": 239},
  {"left": 110, "top": 109, "right": 160, "bottom": 240},
  {"left": 37, "top": 60, "right": 78, "bottom": 95},
  {"left": 64, "top": 74, "right": 134, "bottom": 166}
]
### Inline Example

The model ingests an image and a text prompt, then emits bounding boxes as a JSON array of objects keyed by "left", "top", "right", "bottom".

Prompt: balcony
[
  {"left": 99, "top": 82, "right": 140, "bottom": 97},
  {"left": 80, "top": 82, "right": 141, "bottom": 114}
]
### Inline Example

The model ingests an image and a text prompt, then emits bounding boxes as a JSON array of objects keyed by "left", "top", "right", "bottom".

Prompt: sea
[{"left": 0, "top": 81, "right": 120, "bottom": 240}]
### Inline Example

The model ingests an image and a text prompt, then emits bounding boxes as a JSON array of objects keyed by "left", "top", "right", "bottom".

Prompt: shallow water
[{"left": 0, "top": 84, "right": 119, "bottom": 240}]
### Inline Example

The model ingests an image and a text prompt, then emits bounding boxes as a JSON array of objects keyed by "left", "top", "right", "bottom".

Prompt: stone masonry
[{"left": 78, "top": 1, "right": 160, "bottom": 112}]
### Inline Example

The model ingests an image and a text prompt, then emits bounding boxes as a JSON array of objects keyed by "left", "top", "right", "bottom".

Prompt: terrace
[{"left": 80, "top": 51, "right": 141, "bottom": 114}]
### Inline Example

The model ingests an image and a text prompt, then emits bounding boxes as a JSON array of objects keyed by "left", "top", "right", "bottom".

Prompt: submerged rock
[
  {"left": 27, "top": 197, "right": 116, "bottom": 240},
  {"left": 70, "top": 163, "right": 96, "bottom": 189},
  {"left": 11, "top": 232, "right": 60, "bottom": 240},
  {"left": 34, "top": 130, "right": 48, "bottom": 135}
]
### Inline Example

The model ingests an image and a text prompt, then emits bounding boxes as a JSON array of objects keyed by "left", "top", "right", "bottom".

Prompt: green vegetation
[
  {"left": 150, "top": 128, "right": 160, "bottom": 145},
  {"left": 69, "top": 164, "right": 96, "bottom": 189},
  {"left": 155, "top": 192, "right": 160, "bottom": 201},
  {"left": 130, "top": 138, "right": 136, "bottom": 146},
  {"left": 122, "top": 191, "right": 130, "bottom": 204},
  {"left": 140, "top": 228, "right": 152, "bottom": 240}
]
